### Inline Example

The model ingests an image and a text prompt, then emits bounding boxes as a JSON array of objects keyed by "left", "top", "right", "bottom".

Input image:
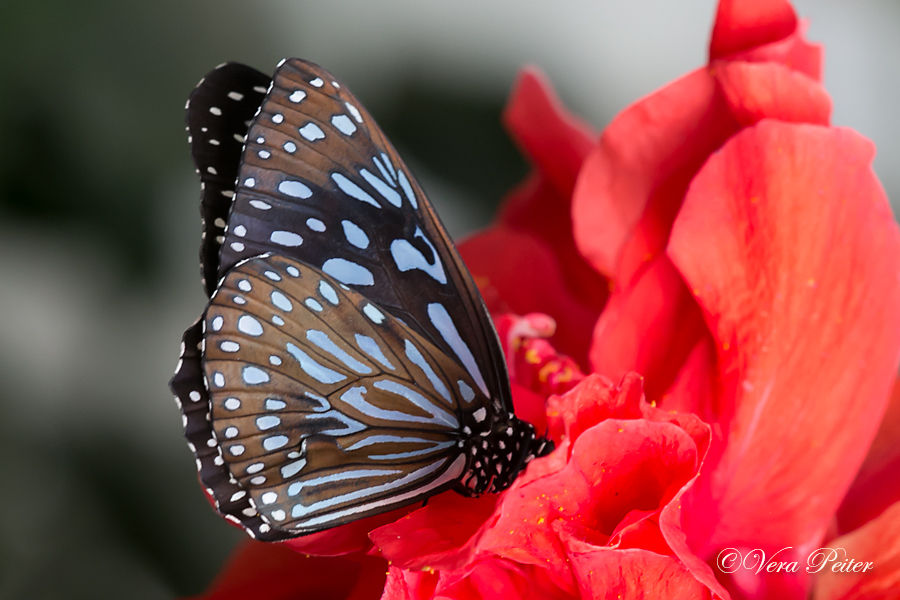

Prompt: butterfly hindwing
[
  {"left": 216, "top": 58, "right": 513, "bottom": 412},
  {"left": 187, "top": 62, "right": 271, "bottom": 296},
  {"left": 201, "top": 254, "right": 480, "bottom": 537}
]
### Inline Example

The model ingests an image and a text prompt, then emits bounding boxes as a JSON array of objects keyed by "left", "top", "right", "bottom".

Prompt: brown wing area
[
  {"left": 218, "top": 58, "right": 513, "bottom": 412},
  {"left": 202, "top": 254, "right": 482, "bottom": 536}
]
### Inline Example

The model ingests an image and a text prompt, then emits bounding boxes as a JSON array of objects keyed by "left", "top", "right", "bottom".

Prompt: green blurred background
[{"left": 0, "top": 1, "right": 897, "bottom": 598}]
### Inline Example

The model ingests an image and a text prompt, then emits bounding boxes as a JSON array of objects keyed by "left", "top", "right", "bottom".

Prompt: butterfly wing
[
  {"left": 216, "top": 58, "right": 513, "bottom": 412},
  {"left": 198, "top": 253, "right": 485, "bottom": 538},
  {"left": 186, "top": 62, "right": 271, "bottom": 296}
]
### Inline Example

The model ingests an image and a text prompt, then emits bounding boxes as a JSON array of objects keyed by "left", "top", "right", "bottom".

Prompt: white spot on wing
[
  {"left": 404, "top": 340, "right": 451, "bottom": 403},
  {"left": 398, "top": 170, "right": 418, "bottom": 209},
  {"left": 390, "top": 227, "right": 446, "bottom": 283},
  {"left": 355, "top": 334, "right": 395, "bottom": 370},
  {"left": 458, "top": 380, "right": 475, "bottom": 402},
  {"left": 345, "top": 102, "right": 363, "bottom": 123},
  {"left": 271, "top": 231, "right": 303, "bottom": 247},
  {"left": 318, "top": 281, "right": 339, "bottom": 305},
  {"left": 332, "top": 114, "right": 357, "bottom": 135},
  {"left": 322, "top": 258, "right": 374, "bottom": 286},
  {"left": 360, "top": 169, "right": 401, "bottom": 207},
  {"left": 341, "top": 220, "right": 369, "bottom": 249},
  {"left": 281, "top": 459, "right": 306, "bottom": 479},
  {"left": 286, "top": 343, "right": 346, "bottom": 384},
  {"left": 307, "top": 330, "right": 372, "bottom": 374},
  {"left": 242, "top": 366, "right": 270, "bottom": 384},
  {"left": 271, "top": 291, "right": 293, "bottom": 312},
  {"left": 278, "top": 180, "right": 312, "bottom": 198},
  {"left": 238, "top": 315, "right": 264, "bottom": 337},
  {"left": 299, "top": 122, "right": 325, "bottom": 141},
  {"left": 257, "top": 416, "right": 281, "bottom": 430},
  {"left": 310, "top": 77, "right": 324, "bottom": 87},
  {"left": 250, "top": 200, "right": 271, "bottom": 210},
  {"left": 289, "top": 90, "right": 306, "bottom": 103},
  {"left": 363, "top": 304, "right": 384, "bottom": 324},
  {"left": 264, "top": 436, "right": 288, "bottom": 451},
  {"left": 332, "top": 173, "right": 380, "bottom": 208},
  {"left": 428, "top": 303, "right": 489, "bottom": 397}
]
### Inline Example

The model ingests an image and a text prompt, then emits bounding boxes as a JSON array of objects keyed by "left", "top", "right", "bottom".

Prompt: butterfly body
[{"left": 171, "top": 59, "right": 551, "bottom": 541}]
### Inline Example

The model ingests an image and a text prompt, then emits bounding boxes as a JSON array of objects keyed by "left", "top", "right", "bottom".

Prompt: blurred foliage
[{"left": 0, "top": 1, "right": 525, "bottom": 284}]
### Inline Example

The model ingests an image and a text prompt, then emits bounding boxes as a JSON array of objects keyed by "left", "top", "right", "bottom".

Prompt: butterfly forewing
[
  {"left": 201, "top": 254, "right": 484, "bottom": 537},
  {"left": 187, "top": 62, "right": 271, "bottom": 296},
  {"left": 217, "top": 58, "right": 512, "bottom": 412}
]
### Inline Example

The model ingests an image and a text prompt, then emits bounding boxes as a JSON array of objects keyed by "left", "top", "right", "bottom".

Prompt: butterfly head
[{"left": 456, "top": 411, "right": 554, "bottom": 496}]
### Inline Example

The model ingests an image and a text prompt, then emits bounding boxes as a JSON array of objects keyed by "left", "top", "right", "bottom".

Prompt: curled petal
[
  {"left": 813, "top": 501, "right": 900, "bottom": 600},
  {"left": 709, "top": 0, "right": 797, "bottom": 60},
  {"left": 725, "top": 21, "right": 823, "bottom": 81},
  {"left": 669, "top": 121, "right": 900, "bottom": 562},
  {"left": 566, "top": 545, "right": 712, "bottom": 600},
  {"left": 572, "top": 69, "right": 740, "bottom": 282},
  {"left": 714, "top": 60, "right": 831, "bottom": 126},
  {"left": 370, "top": 492, "right": 498, "bottom": 572},
  {"left": 659, "top": 336, "right": 717, "bottom": 423},
  {"left": 838, "top": 377, "right": 900, "bottom": 533},
  {"left": 590, "top": 256, "right": 707, "bottom": 401},
  {"left": 476, "top": 416, "right": 702, "bottom": 592},
  {"left": 503, "top": 67, "right": 595, "bottom": 197}
]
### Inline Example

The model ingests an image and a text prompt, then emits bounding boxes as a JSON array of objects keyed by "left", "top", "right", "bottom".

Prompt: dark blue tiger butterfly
[{"left": 170, "top": 59, "right": 552, "bottom": 541}]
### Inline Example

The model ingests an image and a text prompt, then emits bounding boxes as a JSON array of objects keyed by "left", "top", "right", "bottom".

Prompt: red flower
[{"left": 189, "top": 0, "right": 900, "bottom": 598}]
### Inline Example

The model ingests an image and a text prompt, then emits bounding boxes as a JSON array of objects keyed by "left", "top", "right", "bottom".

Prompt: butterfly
[{"left": 170, "top": 59, "right": 553, "bottom": 541}]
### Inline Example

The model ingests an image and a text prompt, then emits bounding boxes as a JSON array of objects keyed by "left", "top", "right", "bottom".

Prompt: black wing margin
[{"left": 187, "top": 62, "right": 271, "bottom": 296}]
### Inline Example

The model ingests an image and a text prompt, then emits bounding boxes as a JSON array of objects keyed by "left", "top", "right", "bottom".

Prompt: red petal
[
  {"left": 284, "top": 504, "right": 416, "bottom": 556},
  {"left": 434, "top": 559, "right": 573, "bottom": 600},
  {"left": 725, "top": 21, "right": 823, "bottom": 81},
  {"left": 497, "top": 175, "right": 610, "bottom": 356},
  {"left": 188, "top": 542, "right": 386, "bottom": 600},
  {"left": 475, "top": 417, "right": 702, "bottom": 592},
  {"left": 511, "top": 382, "right": 550, "bottom": 434},
  {"left": 499, "top": 71, "right": 608, "bottom": 340},
  {"left": 668, "top": 122, "right": 900, "bottom": 561},
  {"left": 659, "top": 337, "right": 717, "bottom": 423},
  {"left": 709, "top": 0, "right": 797, "bottom": 60},
  {"left": 813, "top": 501, "right": 900, "bottom": 600},
  {"left": 459, "top": 225, "right": 601, "bottom": 365},
  {"left": 545, "top": 373, "right": 643, "bottom": 444},
  {"left": 503, "top": 67, "right": 595, "bottom": 197},
  {"left": 566, "top": 546, "right": 712, "bottom": 600},
  {"left": 382, "top": 567, "right": 438, "bottom": 600},
  {"left": 838, "top": 377, "right": 900, "bottom": 533},
  {"left": 590, "top": 256, "right": 707, "bottom": 401},
  {"left": 369, "top": 492, "right": 498, "bottom": 571},
  {"left": 714, "top": 60, "right": 831, "bottom": 126},
  {"left": 572, "top": 68, "right": 741, "bottom": 282}
]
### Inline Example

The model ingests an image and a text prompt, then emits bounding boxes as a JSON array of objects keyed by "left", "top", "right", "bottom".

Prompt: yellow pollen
[{"left": 524, "top": 348, "right": 541, "bottom": 364}]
